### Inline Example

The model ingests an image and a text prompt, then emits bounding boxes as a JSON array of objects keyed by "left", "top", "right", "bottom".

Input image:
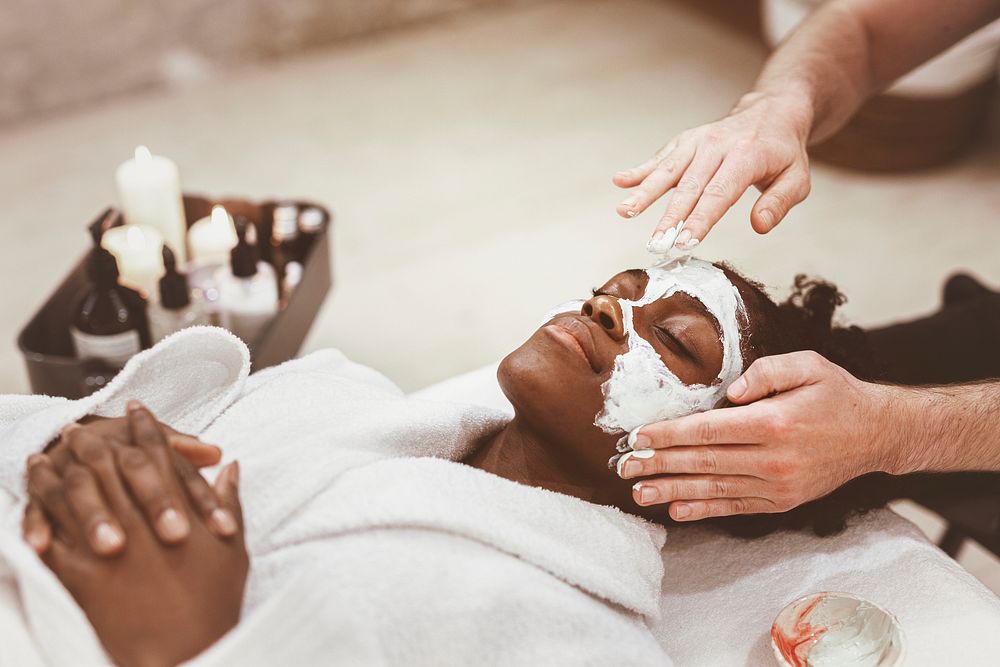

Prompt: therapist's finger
[
  {"left": 616, "top": 143, "right": 695, "bottom": 219},
  {"left": 613, "top": 138, "right": 681, "bottom": 188},
  {"left": 675, "top": 156, "right": 752, "bottom": 243},
  {"left": 630, "top": 474, "right": 766, "bottom": 506},
  {"left": 616, "top": 445, "right": 762, "bottom": 478},
  {"left": 652, "top": 150, "right": 725, "bottom": 245},
  {"left": 632, "top": 407, "right": 764, "bottom": 449},
  {"left": 750, "top": 165, "right": 810, "bottom": 235},
  {"left": 726, "top": 350, "right": 829, "bottom": 404},
  {"left": 667, "top": 497, "right": 780, "bottom": 521}
]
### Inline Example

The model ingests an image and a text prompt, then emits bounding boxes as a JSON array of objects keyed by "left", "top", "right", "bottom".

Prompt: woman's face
[{"left": 498, "top": 262, "right": 747, "bottom": 481}]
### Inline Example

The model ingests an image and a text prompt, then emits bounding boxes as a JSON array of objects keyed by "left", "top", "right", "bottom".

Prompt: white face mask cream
[{"left": 594, "top": 257, "right": 746, "bottom": 434}]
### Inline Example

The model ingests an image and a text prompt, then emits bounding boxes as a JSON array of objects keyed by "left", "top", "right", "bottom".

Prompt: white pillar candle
[
  {"left": 102, "top": 225, "right": 165, "bottom": 299},
  {"left": 115, "top": 146, "right": 188, "bottom": 264},
  {"left": 188, "top": 205, "right": 238, "bottom": 267}
]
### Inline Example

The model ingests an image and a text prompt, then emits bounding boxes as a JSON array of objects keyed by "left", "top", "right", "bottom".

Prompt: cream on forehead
[{"left": 595, "top": 257, "right": 746, "bottom": 433}]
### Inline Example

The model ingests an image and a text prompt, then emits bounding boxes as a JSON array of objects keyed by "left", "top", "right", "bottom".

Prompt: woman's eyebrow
[{"left": 669, "top": 292, "right": 722, "bottom": 337}]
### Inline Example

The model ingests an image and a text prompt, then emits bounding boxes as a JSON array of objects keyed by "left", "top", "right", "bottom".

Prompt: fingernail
[
  {"left": 126, "top": 400, "right": 143, "bottom": 413},
  {"left": 157, "top": 508, "right": 189, "bottom": 541},
  {"left": 674, "top": 229, "right": 692, "bottom": 248},
  {"left": 728, "top": 377, "right": 747, "bottom": 399},
  {"left": 616, "top": 449, "right": 654, "bottom": 477},
  {"left": 673, "top": 504, "right": 692, "bottom": 519},
  {"left": 678, "top": 237, "right": 700, "bottom": 251},
  {"left": 615, "top": 170, "right": 630, "bottom": 179},
  {"left": 759, "top": 208, "right": 774, "bottom": 228},
  {"left": 621, "top": 196, "right": 638, "bottom": 208},
  {"left": 210, "top": 508, "right": 238, "bottom": 536},
  {"left": 93, "top": 522, "right": 124, "bottom": 552},
  {"left": 630, "top": 433, "right": 651, "bottom": 450},
  {"left": 26, "top": 531, "right": 48, "bottom": 553},
  {"left": 27, "top": 453, "right": 46, "bottom": 468},
  {"left": 625, "top": 209, "right": 637, "bottom": 218},
  {"left": 635, "top": 483, "right": 659, "bottom": 504}
]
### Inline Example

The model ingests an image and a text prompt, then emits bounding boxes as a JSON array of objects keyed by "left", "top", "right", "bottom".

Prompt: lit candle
[
  {"left": 188, "top": 205, "right": 238, "bottom": 266},
  {"left": 101, "top": 225, "right": 165, "bottom": 298},
  {"left": 115, "top": 146, "right": 188, "bottom": 264}
]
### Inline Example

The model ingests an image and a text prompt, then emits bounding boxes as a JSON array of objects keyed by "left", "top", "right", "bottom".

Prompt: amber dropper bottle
[{"left": 70, "top": 209, "right": 151, "bottom": 368}]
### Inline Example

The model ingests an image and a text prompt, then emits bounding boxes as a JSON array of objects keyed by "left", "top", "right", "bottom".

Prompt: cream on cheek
[{"left": 594, "top": 258, "right": 746, "bottom": 434}]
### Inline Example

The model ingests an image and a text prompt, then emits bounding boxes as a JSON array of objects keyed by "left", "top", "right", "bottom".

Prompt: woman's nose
[{"left": 582, "top": 295, "right": 626, "bottom": 341}]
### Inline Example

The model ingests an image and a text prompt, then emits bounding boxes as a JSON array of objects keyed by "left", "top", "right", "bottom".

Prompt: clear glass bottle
[
  {"left": 216, "top": 217, "right": 278, "bottom": 344},
  {"left": 71, "top": 211, "right": 151, "bottom": 368},
  {"left": 148, "top": 245, "right": 209, "bottom": 343}
]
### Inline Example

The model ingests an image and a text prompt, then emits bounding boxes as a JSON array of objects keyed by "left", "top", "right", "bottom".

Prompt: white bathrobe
[{"left": 0, "top": 328, "right": 671, "bottom": 666}]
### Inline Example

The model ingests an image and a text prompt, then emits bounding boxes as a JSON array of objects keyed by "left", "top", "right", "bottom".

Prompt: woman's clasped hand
[{"left": 21, "top": 402, "right": 248, "bottom": 667}]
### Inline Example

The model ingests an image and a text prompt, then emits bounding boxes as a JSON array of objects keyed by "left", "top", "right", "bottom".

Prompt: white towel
[
  {"left": 0, "top": 327, "right": 672, "bottom": 666},
  {"left": 416, "top": 363, "right": 1000, "bottom": 666}
]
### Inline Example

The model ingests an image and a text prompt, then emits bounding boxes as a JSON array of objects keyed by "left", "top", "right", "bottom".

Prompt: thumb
[
  {"left": 170, "top": 436, "right": 222, "bottom": 468},
  {"left": 751, "top": 166, "right": 810, "bottom": 234},
  {"left": 213, "top": 461, "right": 243, "bottom": 531},
  {"left": 726, "top": 351, "right": 828, "bottom": 404}
]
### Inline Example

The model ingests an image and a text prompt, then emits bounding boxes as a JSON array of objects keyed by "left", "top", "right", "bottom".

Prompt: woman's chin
[{"left": 497, "top": 333, "right": 616, "bottom": 464}]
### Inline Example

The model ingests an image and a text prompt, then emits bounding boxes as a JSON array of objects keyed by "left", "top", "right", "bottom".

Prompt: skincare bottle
[
  {"left": 280, "top": 260, "right": 303, "bottom": 309},
  {"left": 216, "top": 216, "right": 278, "bottom": 343},
  {"left": 148, "top": 245, "right": 209, "bottom": 343},
  {"left": 270, "top": 202, "right": 300, "bottom": 284},
  {"left": 297, "top": 206, "right": 325, "bottom": 257},
  {"left": 71, "top": 210, "right": 151, "bottom": 368}
]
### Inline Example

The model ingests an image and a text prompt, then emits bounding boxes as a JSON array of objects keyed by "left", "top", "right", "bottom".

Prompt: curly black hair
[{"left": 697, "top": 268, "right": 903, "bottom": 538}]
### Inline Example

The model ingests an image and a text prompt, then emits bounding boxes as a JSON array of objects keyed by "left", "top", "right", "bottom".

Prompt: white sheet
[{"left": 412, "top": 364, "right": 1000, "bottom": 666}]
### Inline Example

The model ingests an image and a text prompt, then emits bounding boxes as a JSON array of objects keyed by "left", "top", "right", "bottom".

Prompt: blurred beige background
[{"left": 0, "top": 0, "right": 998, "bottom": 588}]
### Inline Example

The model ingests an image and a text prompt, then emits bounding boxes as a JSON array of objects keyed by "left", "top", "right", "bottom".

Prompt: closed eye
[{"left": 654, "top": 326, "right": 693, "bottom": 360}]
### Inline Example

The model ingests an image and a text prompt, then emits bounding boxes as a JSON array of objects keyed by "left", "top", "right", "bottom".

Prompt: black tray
[{"left": 17, "top": 194, "right": 333, "bottom": 398}]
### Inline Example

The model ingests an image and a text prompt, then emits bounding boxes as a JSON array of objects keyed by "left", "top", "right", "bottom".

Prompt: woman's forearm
[
  {"left": 747, "top": 0, "right": 1000, "bottom": 144},
  {"left": 884, "top": 382, "right": 1000, "bottom": 475}
]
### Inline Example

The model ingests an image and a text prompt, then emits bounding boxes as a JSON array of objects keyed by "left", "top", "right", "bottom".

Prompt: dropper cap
[
  {"left": 230, "top": 216, "right": 260, "bottom": 278},
  {"left": 158, "top": 245, "right": 191, "bottom": 309},
  {"left": 87, "top": 208, "right": 122, "bottom": 284}
]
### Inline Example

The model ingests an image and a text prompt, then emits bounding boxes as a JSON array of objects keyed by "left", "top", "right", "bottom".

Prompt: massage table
[{"left": 414, "top": 365, "right": 1000, "bottom": 666}]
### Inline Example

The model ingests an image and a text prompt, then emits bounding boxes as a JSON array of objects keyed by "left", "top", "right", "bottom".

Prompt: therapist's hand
[
  {"left": 613, "top": 91, "right": 812, "bottom": 247},
  {"left": 618, "top": 351, "right": 898, "bottom": 520}
]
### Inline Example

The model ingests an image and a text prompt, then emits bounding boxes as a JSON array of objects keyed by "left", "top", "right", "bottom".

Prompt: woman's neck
[{"left": 464, "top": 417, "right": 619, "bottom": 506}]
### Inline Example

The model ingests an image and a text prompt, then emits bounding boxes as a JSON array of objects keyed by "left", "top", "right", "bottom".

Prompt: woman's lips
[{"left": 544, "top": 318, "right": 601, "bottom": 373}]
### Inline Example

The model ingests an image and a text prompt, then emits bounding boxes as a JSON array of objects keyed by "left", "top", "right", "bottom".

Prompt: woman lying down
[{"left": 0, "top": 256, "right": 885, "bottom": 666}]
